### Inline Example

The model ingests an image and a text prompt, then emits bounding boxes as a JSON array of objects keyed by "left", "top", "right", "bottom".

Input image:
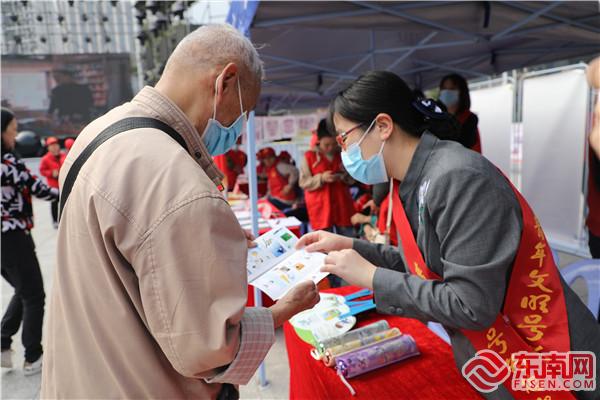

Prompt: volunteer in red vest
[
  {"left": 298, "top": 71, "right": 600, "bottom": 399},
  {"left": 257, "top": 147, "right": 299, "bottom": 211},
  {"left": 39, "top": 136, "right": 66, "bottom": 227},
  {"left": 439, "top": 73, "right": 482, "bottom": 153},
  {"left": 213, "top": 139, "right": 247, "bottom": 191},
  {"left": 300, "top": 119, "right": 355, "bottom": 237},
  {"left": 300, "top": 119, "right": 355, "bottom": 287}
]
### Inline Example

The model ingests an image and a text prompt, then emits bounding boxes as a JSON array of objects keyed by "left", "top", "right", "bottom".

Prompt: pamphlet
[{"left": 247, "top": 227, "right": 328, "bottom": 300}]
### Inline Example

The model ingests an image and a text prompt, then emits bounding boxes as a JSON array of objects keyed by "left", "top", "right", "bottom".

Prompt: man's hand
[
  {"left": 269, "top": 281, "right": 320, "bottom": 328},
  {"left": 321, "top": 249, "right": 377, "bottom": 290},
  {"left": 243, "top": 229, "right": 257, "bottom": 248},
  {"left": 296, "top": 230, "right": 353, "bottom": 253}
]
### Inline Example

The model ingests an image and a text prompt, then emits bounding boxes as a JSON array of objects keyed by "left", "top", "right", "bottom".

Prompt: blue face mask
[
  {"left": 438, "top": 89, "right": 459, "bottom": 108},
  {"left": 341, "top": 119, "right": 388, "bottom": 185},
  {"left": 202, "top": 75, "right": 246, "bottom": 156}
]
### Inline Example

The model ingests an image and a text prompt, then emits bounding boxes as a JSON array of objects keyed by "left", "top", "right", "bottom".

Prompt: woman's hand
[
  {"left": 321, "top": 171, "right": 337, "bottom": 183},
  {"left": 321, "top": 249, "right": 377, "bottom": 289},
  {"left": 296, "top": 230, "right": 353, "bottom": 253}
]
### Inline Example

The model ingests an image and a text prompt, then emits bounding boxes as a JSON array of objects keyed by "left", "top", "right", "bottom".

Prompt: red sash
[{"left": 391, "top": 179, "right": 575, "bottom": 399}]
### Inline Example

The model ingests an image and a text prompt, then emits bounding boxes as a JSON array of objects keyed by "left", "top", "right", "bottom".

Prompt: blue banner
[{"left": 226, "top": 0, "right": 260, "bottom": 37}]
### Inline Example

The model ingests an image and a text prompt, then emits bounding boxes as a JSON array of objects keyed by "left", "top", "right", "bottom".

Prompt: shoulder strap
[{"left": 59, "top": 117, "right": 188, "bottom": 217}]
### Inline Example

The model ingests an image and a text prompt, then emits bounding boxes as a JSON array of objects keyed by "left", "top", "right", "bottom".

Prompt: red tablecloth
[{"left": 284, "top": 286, "right": 483, "bottom": 400}]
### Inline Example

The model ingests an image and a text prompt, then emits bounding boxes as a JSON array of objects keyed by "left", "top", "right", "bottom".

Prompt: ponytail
[{"left": 328, "top": 71, "right": 458, "bottom": 140}]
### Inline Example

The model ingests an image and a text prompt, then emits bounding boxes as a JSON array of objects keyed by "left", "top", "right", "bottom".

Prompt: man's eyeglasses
[{"left": 336, "top": 123, "right": 364, "bottom": 148}]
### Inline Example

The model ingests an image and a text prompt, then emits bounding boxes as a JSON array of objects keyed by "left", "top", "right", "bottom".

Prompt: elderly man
[{"left": 41, "top": 24, "right": 319, "bottom": 399}]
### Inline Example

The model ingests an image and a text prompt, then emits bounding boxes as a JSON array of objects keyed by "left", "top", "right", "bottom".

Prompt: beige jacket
[{"left": 41, "top": 87, "right": 275, "bottom": 399}]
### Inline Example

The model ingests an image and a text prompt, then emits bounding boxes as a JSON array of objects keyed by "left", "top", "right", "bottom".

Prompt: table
[{"left": 284, "top": 286, "right": 483, "bottom": 400}]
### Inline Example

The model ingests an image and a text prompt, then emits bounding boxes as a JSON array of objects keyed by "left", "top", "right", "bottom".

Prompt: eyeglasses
[{"left": 336, "top": 123, "right": 364, "bottom": 148}]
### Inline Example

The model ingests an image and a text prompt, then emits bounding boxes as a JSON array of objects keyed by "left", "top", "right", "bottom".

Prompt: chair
[{"left": 560, "top": 259, "right": 600, "bottom": 320}]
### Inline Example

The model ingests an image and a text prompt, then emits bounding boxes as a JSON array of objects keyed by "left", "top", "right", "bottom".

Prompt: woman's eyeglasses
[{"left": 336, "top": 123, "right": 364, "bottom": 148}]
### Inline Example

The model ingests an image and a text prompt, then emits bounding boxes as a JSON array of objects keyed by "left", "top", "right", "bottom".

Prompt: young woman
[
  {"left": 439, "top": 73, "right": 482, "bottom": 153},
  {"left": 297, "top": 71, "right": 600, "bottom": 400},
  {"left": 1, "top": 108, "right": 58, "bottom": 375}
]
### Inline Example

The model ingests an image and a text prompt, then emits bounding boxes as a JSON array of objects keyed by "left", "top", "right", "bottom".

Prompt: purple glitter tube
[{"left": 336, "top": 334, "right": 419, "bottom": 378}]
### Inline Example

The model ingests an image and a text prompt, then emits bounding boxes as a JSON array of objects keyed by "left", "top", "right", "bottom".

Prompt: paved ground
[{"left": 1, "top": 158, "right": 589, "bottom": 400}]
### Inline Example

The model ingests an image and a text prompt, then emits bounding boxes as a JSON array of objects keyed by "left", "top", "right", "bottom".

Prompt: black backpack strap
[{"left": 59, "top": 117, "right": 188, "bottom": 217}]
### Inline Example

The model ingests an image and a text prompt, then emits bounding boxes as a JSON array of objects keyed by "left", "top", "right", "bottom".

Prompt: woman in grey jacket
[{"left": 297, "top": 71, "right": 600, "bottom": 400}]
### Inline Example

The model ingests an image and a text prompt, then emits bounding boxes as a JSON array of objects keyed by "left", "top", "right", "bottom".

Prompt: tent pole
[{"left": 246, "top": 110, "right": 270, "bottom": 389}]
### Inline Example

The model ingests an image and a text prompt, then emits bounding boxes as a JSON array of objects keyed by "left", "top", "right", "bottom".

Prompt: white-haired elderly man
[{"left": 41, "top": 24, "right": 319, "bottom": 399}]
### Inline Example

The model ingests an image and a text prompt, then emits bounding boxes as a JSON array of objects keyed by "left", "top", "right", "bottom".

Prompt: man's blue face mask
[{"left": 202, "top": 74, "right": 246, "bottom": 156}]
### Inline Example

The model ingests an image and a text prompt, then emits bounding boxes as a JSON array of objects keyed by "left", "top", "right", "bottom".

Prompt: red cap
[
  {"left": 46, "top": 137, "right": 59, "bottom": 146},
  {"left": 64, "top": 138, "right": 75, "bottom": 150},
  {"left": 257, "top": 147, "right": 276, "bottom": 160},
  {"left": 278, "top": 150, "right": 292, "bottom": 163}
]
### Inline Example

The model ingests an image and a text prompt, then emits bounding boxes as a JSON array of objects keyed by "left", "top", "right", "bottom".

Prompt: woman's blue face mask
[
  {"left": 340, "top": 119, "right": 388, "bottom": 185},
  {"left": 439, "top": 89, "right": 459, "bottom": 108}
]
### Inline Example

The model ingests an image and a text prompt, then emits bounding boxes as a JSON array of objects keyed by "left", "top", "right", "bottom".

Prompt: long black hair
[
  {"left": 316, "top": 118, "right": 332, "bottom": 140},
  {"left": 439, "top": 73, "right": 471, "bottom": 114},
  {"left": 1, "top": 108, "right": 15, "bottom": 154},
  {"left": 328, "top": 71, "right": 458, "bottom": 140}
]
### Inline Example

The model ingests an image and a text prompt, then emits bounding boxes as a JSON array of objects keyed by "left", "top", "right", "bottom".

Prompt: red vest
[
  {"left": 267, "top": 160, "right": 296, "bottom": 202},
  {"left": 304, "top": 151, "right": 354, "bottom": 230},
  {"left": 391, "top": 178, "right": 575, "bottom": 399},
  {"left": 457, "top": 110, "right": 482, "bottom": 154},
  {"left": 377, "top": 181, "right": 399, "bottom": 246}
]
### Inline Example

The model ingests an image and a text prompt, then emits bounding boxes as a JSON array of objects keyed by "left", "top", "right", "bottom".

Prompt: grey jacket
[{"left": 354, "top": 132, "right": 600, "bottom": 400}]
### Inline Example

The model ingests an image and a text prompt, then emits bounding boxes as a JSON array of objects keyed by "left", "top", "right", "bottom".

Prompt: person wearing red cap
[
  {"left": 278, "top": 150, "right": 294, "bottom": 166},
  {"left": 39, "top": 137, "right": 66, "bottom": 227},
  {"left": 64, "top": 138, "right": 75, "bottom": 153},
  {"left": 257, "top": 147, "right": 299, "bottom": 210}
]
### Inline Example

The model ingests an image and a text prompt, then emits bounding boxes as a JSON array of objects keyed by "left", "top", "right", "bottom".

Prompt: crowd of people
[
  {"left": 212, "top": 69, "right": 489, "bottom": 274},
  {"left": 1, "top": 23, "right": 599, "bottom": 400}
]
